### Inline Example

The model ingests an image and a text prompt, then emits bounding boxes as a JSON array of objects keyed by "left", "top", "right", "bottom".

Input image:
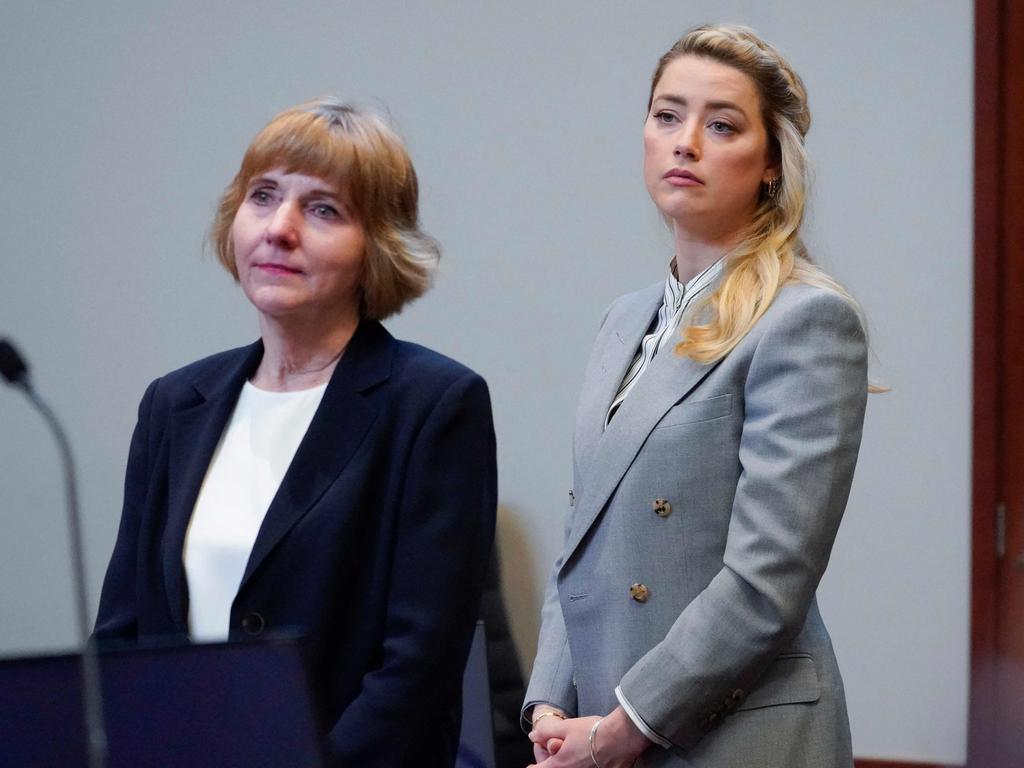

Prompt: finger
[
  {"left": 532, "top": 742, "right": 550, "bottom": 762},
  {"left": 545, "top": 737, "right": 564, "bottom": 755},
  {"left": 530, "top": 716, "right": 568, "bottom": 742}
]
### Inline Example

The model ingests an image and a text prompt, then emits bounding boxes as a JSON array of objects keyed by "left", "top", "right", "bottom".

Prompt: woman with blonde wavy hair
[
  {"left": 95, "top": 99, "right": 497, "bottom": 767},
  {"left": 524, "top": 24, "right": 870, "bottom": 768}
]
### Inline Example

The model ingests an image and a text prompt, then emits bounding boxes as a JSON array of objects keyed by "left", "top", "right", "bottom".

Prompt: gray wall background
[{"left": 0, "top": 1, "right": 971, "bottom": 763}]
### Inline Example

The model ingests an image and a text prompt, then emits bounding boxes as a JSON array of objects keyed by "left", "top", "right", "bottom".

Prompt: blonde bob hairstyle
[
  {"left": 651, "top": 25, "right": 864, "bottom": 366},
  {"left": 211, "top": 99, "right": 439, "bottom": 320}
]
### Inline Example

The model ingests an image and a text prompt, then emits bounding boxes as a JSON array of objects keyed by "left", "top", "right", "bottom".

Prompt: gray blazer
[{"left": 523, "top": 279, "right": 868, "bottom": 767}]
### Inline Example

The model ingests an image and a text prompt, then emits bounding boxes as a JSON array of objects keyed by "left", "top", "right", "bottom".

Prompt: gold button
[
  {"left": 629, "top": 583, "right": 650, "bottom": 602},
  {"left": 653, "top": 498, "right": 672, "bottom": 517}
]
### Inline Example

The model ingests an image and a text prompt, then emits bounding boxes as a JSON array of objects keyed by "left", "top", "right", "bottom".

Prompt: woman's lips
[
  {"left": 664, "top": 169, "right": 704, "bottom": 186},
  {"left": 257, "top": 263, "right": 302, "bottom": 275}
]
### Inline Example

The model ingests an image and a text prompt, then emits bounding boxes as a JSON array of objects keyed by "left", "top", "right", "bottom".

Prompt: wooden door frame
[{"left": 970, "top": 0, "right": 1013, "bottom": 765}]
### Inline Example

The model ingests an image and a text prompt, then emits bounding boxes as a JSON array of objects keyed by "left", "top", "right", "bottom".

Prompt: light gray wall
[{"left": 0, "top": 2, "right": 971, "bottom": 763}]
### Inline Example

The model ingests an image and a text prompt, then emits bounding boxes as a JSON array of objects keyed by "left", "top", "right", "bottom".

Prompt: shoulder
[
  {"left": 391, "top": 340, "right": 482, "bottom": 386},
  {"left": 377, "top": 339, "right": 495, "bottom": 435},
  {"left": 734, "top": 281, "right": 868, "bottom": 384},
  {"left": 765, "top": 280, "right": 857, "bottom": 314},
  {"left": 159, "top": 344, "right": 255, "bottom": 387},
  {"left": 156, "top": 344, "right": 255, "bottom": 391},
  {"left": 142, "top": 343, "right": 258, "bottom": 408},
  {"left": 754, "top": 281, "right": 866, "bottom": 343},
  {"left": 386, "top": 338, "right": 491, "bottom": 412}
]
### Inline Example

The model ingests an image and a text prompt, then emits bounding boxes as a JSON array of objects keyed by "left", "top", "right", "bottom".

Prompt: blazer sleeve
[
  {"left": 94, "top": 377, "right": 159, "bottom": 641},
  {"left": 521, "top": 297, "right": 624, "bottom": 726},
  {"left": 324, "top": 371, "right": 497, "bottom": 765},
  {"left": 521, "top": 503, "right": 580, "bottom": 725},
  {"left": 618, "top": 289, "right": 869, "bottom": 751}
]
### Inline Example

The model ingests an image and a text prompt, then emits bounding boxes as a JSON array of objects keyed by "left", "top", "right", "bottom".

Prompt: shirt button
[
  {"left": 653, "top": 498, "right": 672, "bottom": 517},
  {"left": 241, "top": 612, "right": 265, "bottom": 636},
  {"left": 629, "top": 583, "right": 650, "bottom": 603}
]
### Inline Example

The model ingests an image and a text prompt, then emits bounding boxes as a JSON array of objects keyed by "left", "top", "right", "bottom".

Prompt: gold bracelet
[{"left": 531, "top": 710, "right": 566, "bottom": 727}]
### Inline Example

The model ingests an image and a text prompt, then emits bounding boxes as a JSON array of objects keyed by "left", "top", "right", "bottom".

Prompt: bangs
[
  {"left": 211, "top": 99, "right": 436, "bottom": 316},
  {"left": 237, "top": 110, "right": 360, "bottom": 206}
]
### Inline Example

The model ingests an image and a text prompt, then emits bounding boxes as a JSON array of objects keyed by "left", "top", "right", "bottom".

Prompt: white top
[{"left": 183, "top": 380, "right": 327, "bottom": 642}]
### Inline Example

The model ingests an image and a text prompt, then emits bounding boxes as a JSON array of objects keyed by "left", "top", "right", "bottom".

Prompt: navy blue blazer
[{"left": 95, "top": 318, "right": 498, "bottom": 767}]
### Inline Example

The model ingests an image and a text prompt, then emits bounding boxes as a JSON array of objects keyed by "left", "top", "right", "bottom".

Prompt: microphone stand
[{"left": 1, "top": 339, "right": 107, "bottom": 768}]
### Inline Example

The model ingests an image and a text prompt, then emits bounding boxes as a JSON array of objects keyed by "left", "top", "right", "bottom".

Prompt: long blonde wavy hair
[{"left": 653, "top": 25, "right": 861, "bottom": 364}]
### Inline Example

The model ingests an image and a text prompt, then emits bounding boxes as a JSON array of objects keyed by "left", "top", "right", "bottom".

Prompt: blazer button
[
  {"left": 653, "top": 498, "right": 672, "bottom": 517},
  {"left": 629, "top": 583, "right": 650, "bottom": 603},
  {"left": 241, "top": 612, "right": 265, "bottom": 636}
]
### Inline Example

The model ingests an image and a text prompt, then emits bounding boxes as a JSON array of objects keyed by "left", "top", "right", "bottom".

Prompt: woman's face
[
  {"left": 232, "top": 169, "right": 366, "bottom": 324},
  {"left": 643, "top": 55, "right": 777, "bottom": 244}
]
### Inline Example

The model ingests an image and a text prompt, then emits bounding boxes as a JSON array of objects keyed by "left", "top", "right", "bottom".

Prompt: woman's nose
[
  {"left": 673, "top": 119, "right": 702, "bottom": 161},
  {"left": 265, "top": 202, "right": 300, "bottom": 249}
]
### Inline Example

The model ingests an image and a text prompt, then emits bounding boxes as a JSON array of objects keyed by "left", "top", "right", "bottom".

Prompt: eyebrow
[
  {"left": 653, "top": 94, "right": 748, "bottom": 115},
  {"left": 249, "top": 176, "right": 342, "bottom": 200}
]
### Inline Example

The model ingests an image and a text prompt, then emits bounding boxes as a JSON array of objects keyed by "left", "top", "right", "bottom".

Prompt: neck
[
  {"left": 672, "top": 236, "right": 729, "bottom": 284},
  {"left": 253, "top": 310, "right": 360, "bottom": 392},
  {"left": 671, "top": 210, "right": 754, "bottom": 283}
]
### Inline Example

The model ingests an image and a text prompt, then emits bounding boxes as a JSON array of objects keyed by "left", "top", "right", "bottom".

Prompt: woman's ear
[{"left": 762, "top": 141, "right": 781, "bottom": 184}]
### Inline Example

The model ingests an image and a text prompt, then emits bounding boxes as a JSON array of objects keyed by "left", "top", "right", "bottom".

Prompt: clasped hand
[{"left": 527, "top": 706, "right": 649, "bottom": 768}]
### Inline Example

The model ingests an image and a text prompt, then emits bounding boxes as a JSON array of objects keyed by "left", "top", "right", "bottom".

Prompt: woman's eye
[
  {"left": 654, "top": 111, "right": 677, "bottom": 124},
  {"left": 310, "top": 203, "right": 340, "bottom": 220},
  {"left": 249, "top": 189, "right": 274, "bottom": 204},
  {"left": 709, "top": 121, "right": 735, "bottom": 134}
]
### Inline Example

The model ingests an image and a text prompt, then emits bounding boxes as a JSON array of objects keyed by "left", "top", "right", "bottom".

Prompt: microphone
[
  {"left": 0, "top": 339, "right": 29, "bottom": 388},
  {"left": 1, "top": 337, "right": 107, "bottom": 768}
]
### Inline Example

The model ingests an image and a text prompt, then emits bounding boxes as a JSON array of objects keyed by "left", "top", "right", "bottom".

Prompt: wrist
[
  {"left": 526, "top": 703, "right": 567, "bottom": 731},
  {"left": 531, "top": 704, "right": 566, "bottom": 719},
  {"left": 602, "top": 706, "right": 652, "bottom": 755},
  {"left": 531, "top": 709, "right": 566, "bottom": 728}
]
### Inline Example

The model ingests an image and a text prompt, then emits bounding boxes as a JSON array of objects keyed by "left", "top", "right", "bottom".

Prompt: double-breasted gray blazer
[{"left": 524, "top": 278, "right": 868, "bottom": 767}]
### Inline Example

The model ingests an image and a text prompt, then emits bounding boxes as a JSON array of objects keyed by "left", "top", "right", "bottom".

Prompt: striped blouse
[{"left": 605, "top": 256, "right": 725, "bottom": 427}]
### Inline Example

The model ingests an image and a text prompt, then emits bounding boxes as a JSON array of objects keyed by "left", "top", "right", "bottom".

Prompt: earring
[{"left": 764, "top": 177, "right": 780, "bottom": 199}]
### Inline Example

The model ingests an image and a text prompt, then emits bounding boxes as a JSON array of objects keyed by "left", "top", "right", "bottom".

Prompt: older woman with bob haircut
[
  {"left": 95, "top": 99, "right": 497, "bottom": 768},
  {"left": 525, "top": 24, "right": 876, "bottom": 768}
]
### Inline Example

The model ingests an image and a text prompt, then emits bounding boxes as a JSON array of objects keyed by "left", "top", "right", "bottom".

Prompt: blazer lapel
[
  {"left": 163, "top": 342, "right": 263, "bottom": 631},
  {"left": 237, "top": 319, "right": 392, "bottom": 592},
  {"left": 574, "top": 285, "right": 663, "bottom": 475},
  {"left": 562, "top": 280, "right": 726, "bottom": 570}
]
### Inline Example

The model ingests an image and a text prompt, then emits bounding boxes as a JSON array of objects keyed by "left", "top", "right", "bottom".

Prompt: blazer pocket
[
  {"left": 655, "top": 394, "right": 732, "bottom": 429},
  {"left": 734, "top": 653, "right": 821, "bottom": 711}
]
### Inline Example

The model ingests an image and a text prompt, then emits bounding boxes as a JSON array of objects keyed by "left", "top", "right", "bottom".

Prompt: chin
[
  {"left": 244, "top": 287, "right": 305, "bottom": 316},
  {"left": 658, "top": 202, "right": 706, "bottom": 225}
]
